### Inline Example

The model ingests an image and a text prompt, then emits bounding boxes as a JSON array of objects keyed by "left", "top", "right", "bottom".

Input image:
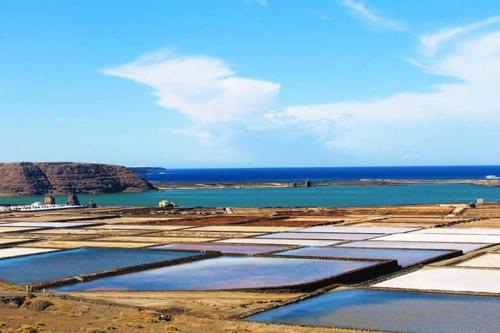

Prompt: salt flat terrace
[{"left": 1, "top": 203, "right": 500, "bottom": 333}]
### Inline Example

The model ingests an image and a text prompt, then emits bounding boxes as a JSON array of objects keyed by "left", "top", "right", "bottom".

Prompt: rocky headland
[{"left": 0, "top": 162, "right": 156, "bottom": 196}]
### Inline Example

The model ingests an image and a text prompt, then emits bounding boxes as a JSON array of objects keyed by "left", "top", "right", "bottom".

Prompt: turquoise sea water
[{"left": 1, "top": 184, "right": 500, "bottom": 208}]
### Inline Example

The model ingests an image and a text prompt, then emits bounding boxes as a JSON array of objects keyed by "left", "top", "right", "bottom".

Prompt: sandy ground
[
  {"left": 87, "top": 224, "right": 193, "bottom": 230},
  {"left": 0, "top": 294, "right": 371, "bottom": 333},
  {"left": 463, "top": 208, "right": 500, "bottom": 217},
  {"left": 453, "top": 218, "right": 500, "bottom": 227},
  {"left": 188, "top": 226, "right": 300, "bottom": 232},
  {"left": 1, "top": 214, "right": 116, "bottom": 223},
  {"left": 242, "top": 219, "right": 338, "bottom": 227},
  {"left": 0, "top": 238, "right": 34, "bottom": 246},
  {"left": 98, "top": 217, "right": 182, "bottom": 222},
  {"left": 4, "top": 233, "right": 101, "bottom": 241},
  {"left": 353, "top": 217, "right": 466, "bottom": 227},
  {"left": 64, "top": 291, "right": 304, "bottom": 319},
  {"left": 27, "top": 229, "right": 154, "bottom": 236}
]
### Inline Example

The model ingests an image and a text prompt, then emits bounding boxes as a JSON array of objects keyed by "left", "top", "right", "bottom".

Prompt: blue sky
[{"left": 1, "top": 0, "right": 500, "bottom": 167}]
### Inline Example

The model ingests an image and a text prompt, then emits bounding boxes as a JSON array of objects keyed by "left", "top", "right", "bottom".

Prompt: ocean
[
  {"left": 1, "top": 166, "right": 500, "bottom": 208},
  {"left": 1, "top": 184, "right": 500, "bottom": 208},
  {"left": 131, "top": 166, "right": 500, "bottom": 183}
]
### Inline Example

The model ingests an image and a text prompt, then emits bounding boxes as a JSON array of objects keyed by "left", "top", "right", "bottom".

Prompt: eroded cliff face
[{"left": 0, "top": 162, "right": 156, "bottom": 196}]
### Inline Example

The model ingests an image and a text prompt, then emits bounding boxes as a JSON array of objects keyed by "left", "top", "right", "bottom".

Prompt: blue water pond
[
  {"left": 55, "top": 256, "right": 383, "bottom": 291},
  {"left": 0, "top": 247, "right": 203, "bottom": 285},
  {"left": 275, "top": 246, "right": 457, "bottom": 267},
  {"left": 248, "top": 289, "right": 500, "bottom": 333}
]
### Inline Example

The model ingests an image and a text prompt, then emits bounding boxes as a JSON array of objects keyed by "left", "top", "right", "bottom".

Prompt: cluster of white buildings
[{"left": 0, "top": 202, "right": 83, "bottom": 213}]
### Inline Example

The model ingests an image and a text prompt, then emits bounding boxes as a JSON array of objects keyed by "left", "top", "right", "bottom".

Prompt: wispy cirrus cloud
[
  {"left": 102, "top": 50, "right": 280, "bottom": 160},
  {"left": 420, "top": 15, "right": 500, "bottom": 53},
  {"left": 103, "top": 51, "right": 280, "bottom": 124},
  {"left": 340, "top": 0, "right": 406, "bottom": 31}
]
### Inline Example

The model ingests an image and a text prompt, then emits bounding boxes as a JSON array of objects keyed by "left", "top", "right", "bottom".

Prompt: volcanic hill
[{"left": 0, "top": 162, "right": 156, "bottom": 196}]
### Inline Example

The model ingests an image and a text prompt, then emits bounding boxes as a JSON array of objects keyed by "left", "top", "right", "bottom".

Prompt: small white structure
[
  {"left": 476, "top": 198, "right": 485, "bottom": 205},
  {"left": 159, "top": 200, "right": 177, "bottom": 208}
]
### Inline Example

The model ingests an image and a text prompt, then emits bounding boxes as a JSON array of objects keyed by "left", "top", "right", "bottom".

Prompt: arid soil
[{"left": 0, "top": 293, "right": 368, "bottom": 333}]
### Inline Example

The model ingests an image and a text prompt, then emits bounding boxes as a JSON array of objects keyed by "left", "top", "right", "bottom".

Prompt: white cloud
[
  {"left": 280, "top": 28, "right": 500, "bottom": 153},
  {"left": 102, "top": 16, "right": 500, "bottom": 165},
  {"left": 103, "top": 51, "right": 280, "bottom": 124},
  {"left": 340, "top": 0, "right": 405, "bottom": 31},
  {"left": 421, "top": 15, "right": 500, "bottom": 53}
]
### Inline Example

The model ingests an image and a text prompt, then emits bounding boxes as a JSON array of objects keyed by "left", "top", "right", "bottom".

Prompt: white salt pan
[
  {"left": 0, "top": 247, "right": 57, "bottom": 259},
  {"left": 456, "top": 253, "right": 500, "bottom": 268},
  {"left": 412, "top": 228, "right": 500, "bottom": 235},
  {"left": 298, "top": 226, "right": 418, "bottom": 234},
  {"left": 337, "top": 240, "right": 488, "bottom": 253},
  {"left": 374, "top": 267, "right": 500, "bottom": 294},
  {"left": 373, "top": 233, "right": 500, "bottom": 244},
  {"left": 217, "top": 238, "right": 341, "bottom": 246}
]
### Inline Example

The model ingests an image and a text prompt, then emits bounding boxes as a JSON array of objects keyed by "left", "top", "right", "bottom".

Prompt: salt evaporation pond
[
  {"left": 217, "top": 238, "right": 341, "bottom": 246},
  {"left": 0, "top": 247, "right": 58, "bottom": 260},
  {"left": 55, "top": 256, "right": 384, "bottom": 291},
  {"left": 257, "top": 232, "right": 380, "bottom": 241},
  {"left": 153, "top": 243, "right": 288, "bottom": 255},
  {"left": 0, "top": 248, "right": 205, "bottom": 285},
  {"left": 375, "top": 267, "right": 500, "bottom": 294},
  {"left": 297, "top": 226, "right": 418, "bottom": 234},
  {"left": 248, "top": 289, "right": 500, "bottom": 333},
  {"left": 275, "top": 246, "right": 458, "bottom": 267},
  {"left": 374, "top": 233, "right": 500, "bottom": 244},
  {"left": 412, "top": 227, "right": 500, "bottom": 235},
  {"left": 456, "top": 253, "right": 500, "bottom": 268},
  {"left": 337, "top": 240, "right": 489, "bottom": 253}
]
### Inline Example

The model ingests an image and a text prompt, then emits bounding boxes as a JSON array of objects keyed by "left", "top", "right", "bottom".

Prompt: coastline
[{"left": 156, "top": 179, "right": 500, "bottom": 190}]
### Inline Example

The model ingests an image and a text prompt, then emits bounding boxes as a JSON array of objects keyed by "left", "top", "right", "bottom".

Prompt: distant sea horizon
[{"left": 131, "top": 165, "right": 500, "bottom": 183}]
